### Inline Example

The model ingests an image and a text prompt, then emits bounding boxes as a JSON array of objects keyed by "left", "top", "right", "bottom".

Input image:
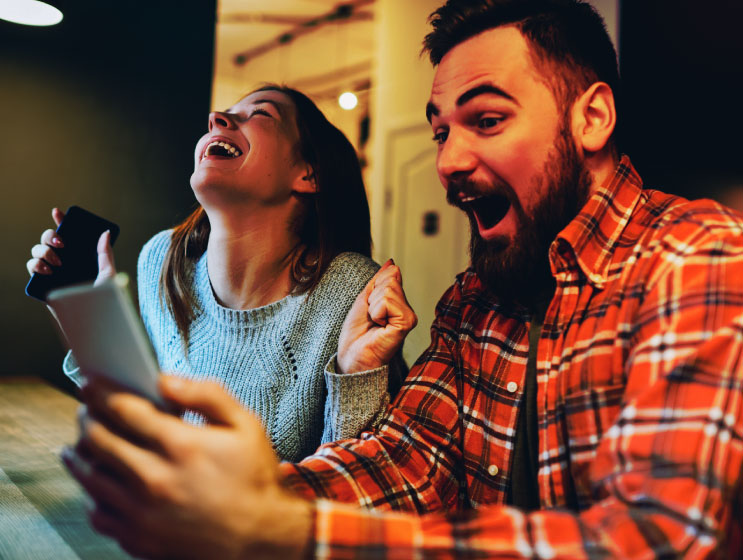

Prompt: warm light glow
[
  {"left": 338, "top": 91, "right": 358, "bottom": 111},
  {"left": 0, "top": 0, "right": 63, "bottom": 26}
]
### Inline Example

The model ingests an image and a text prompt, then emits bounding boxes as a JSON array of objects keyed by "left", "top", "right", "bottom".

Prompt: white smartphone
[{"left": 46, "top": 273, "right": 167, "bottom": 409}]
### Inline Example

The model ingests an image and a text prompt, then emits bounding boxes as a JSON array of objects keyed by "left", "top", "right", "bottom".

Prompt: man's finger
[
  {"left": 82, "top": 380, "right": 189, "bottom": 453},
  {"left": 159, "top": 376, "right": 246, "bottom": 427},
  {"left": 79, "top": 412, "right": 165, "bottom": 481},
  {"left": 61, "top": 445, "right": 139, "bottom": 517}
]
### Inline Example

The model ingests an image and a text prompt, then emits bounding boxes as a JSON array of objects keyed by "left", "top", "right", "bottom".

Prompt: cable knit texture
[{"left": 64, "top": 229, "right": 404, "bottom": 462}]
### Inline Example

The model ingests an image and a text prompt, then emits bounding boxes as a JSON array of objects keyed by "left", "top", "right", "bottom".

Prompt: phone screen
[{"left": 25, "top": 206, "right": 120, "bottom": 302}]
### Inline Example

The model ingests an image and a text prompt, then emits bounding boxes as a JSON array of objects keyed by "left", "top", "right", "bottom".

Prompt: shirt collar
[{"left": 552, "top": 155, "right": 644, "bottom": 289}]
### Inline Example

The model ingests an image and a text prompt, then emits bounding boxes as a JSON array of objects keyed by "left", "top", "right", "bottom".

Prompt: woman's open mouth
[{"left": 201, "top": 139, "right": 243, "bottom": 161}]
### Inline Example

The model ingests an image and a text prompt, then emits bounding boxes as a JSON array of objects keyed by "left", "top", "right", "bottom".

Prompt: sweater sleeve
[
  {"left": 136, "top": 229, "right": 172, "bottom": 347},
  {"left": 322, "top": 355, "right": 391, "bottom": 442},
  {"left": 315, "top": 252, "right": 402, "bottom": 444}
]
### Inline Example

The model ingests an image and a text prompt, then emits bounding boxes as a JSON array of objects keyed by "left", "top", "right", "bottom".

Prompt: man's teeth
[
  {"left": 203, "top": 141, "right": 242, "bottom": 159},
  {"left": 459, "top": 194, "right": 482, "bottom": 203}
]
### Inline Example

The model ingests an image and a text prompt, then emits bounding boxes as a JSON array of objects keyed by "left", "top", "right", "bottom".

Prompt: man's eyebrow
[
  {"left": 457, "top": 84, "right": 518, "bottom": 107},
  {"left": 426, "top": 83, "right": 519, "bottom": 123}
]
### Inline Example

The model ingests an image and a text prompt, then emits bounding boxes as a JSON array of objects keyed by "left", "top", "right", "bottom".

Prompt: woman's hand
[
  {"left": 26, "top": 207, "right": 117, "bottom": 285},
  {"left": 337, "top": 259, "right": 417, "bottom": 374},
  {"left": 62, "top": 375, "right": 312, "bottom": 560}
]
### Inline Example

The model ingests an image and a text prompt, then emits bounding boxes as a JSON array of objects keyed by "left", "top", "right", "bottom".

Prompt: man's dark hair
[{"left": 423, "top": 0, "right": 621, "bottom": 150}]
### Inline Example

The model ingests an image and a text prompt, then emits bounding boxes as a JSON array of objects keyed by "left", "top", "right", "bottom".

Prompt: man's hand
[
  {"left": 337, "top": 259, "right": 417, "bottom": 374},
  {"left": 62, "top": 375, "right": 312, "bottom": 560}
]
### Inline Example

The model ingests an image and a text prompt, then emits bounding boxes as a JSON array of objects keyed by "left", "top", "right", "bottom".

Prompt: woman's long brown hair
[{"left": 159, "top": 85, "right": 372, "bottom": 347}]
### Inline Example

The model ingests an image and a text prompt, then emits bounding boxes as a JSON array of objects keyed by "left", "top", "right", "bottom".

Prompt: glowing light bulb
[
  {"left": 338, "top": 91, "right": 358, "bottom": 111},
  {"left": 0, "top": 0, "right": 63, "bottom": 26}
]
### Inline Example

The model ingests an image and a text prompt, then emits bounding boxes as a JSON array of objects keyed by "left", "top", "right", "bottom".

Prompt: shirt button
[
  {"left": 506, "top": 381, "right": 518, "bottom": 393},
  {"left": 488, "top": 464, "right": 499, "bottom": 476}
]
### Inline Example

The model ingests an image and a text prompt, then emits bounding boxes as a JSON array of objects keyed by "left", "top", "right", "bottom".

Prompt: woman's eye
[
  {"left": 432, "top": 130, "right": 448, "bottom": 145},
  {"left": 250, "top": 108, "right": 271, "bottom": 118}
]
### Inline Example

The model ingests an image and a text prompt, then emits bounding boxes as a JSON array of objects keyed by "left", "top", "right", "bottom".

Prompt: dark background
[
  {"left": 1, "top": 0, "right": 741, "bottom": 393},
  {"left": 1, "top": 1, "right": 216, "bottom": 393},
  {"left": 620, "top": 0, "right": 743, "bottom": 203}
]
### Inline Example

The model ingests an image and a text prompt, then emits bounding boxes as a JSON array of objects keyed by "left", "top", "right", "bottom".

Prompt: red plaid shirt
[{"left": 281, "top": 157, "right": 743, "bottom": 558}]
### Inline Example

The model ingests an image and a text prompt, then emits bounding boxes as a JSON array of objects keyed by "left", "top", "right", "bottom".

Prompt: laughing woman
[{"left": 28, "top": 85, "right": 406, "bottom": 461}]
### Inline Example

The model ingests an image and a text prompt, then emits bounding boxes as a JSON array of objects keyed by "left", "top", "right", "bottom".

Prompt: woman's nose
[{"left": 208, "top": 111, "right": 236, "bottom": 131}]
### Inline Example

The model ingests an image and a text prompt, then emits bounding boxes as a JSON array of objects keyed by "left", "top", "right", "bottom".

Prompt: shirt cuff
[{"left": 313, "top": 499, "right": 421, "bottom": 558}]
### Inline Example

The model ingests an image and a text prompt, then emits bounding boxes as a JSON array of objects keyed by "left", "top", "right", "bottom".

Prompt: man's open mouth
[
  {"left": 459, "top": 193, "right": 511, "bottom": 230},
  {"left": 202, "top": 140, "right": 243, "bottom": 160}
]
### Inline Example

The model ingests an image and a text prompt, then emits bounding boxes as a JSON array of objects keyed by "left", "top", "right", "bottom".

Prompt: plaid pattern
[{"left": 281, "top": 157, "right": 743, "bottom": 558}]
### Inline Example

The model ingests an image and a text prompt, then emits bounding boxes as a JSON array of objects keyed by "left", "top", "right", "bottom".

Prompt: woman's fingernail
[{"left": 52, "top": 237, "right": 63, "bottom": 247}]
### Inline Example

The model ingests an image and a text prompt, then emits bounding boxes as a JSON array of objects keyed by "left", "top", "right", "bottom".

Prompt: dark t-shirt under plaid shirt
[{"left": 281, "top": 156, "right": 743, "bottom": 558}]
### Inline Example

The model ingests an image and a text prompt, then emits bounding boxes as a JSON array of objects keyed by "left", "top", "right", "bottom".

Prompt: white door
[{"left": 381, "top": 124, "right": 470, "bottom": 365}]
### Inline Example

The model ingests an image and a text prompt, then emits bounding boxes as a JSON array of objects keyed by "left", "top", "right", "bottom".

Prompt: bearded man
[{"left": 65, "top": 1, "right": 743, "bottom": 558}]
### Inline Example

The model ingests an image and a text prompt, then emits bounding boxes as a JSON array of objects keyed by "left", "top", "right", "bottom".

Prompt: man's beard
[{"left": 447, "top": 124, "right": 592, "bottom": 312}]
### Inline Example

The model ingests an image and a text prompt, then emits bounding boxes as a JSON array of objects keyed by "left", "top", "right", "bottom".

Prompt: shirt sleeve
[{"left": 284, "top": 229, "right": 743, "bottom": 558}]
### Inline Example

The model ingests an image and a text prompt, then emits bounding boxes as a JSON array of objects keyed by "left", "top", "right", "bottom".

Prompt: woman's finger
[
  {"left": 27, "top": 258, "right": 51, "bottom": 276},
  {"left": 30, "top": 243, "right": 62, "bottom": 267},
  {"left": 367, "top": 280, "right": 405, "bottom": 312},
  {"left": 368, "top": 290, "right": 417, "bottom": 332},
  {"left": 94, "top": 230, "right": 117, "bottom": 285},
  {"left": 52, "top": 207, "right": 65, "bottom": 227},
  {"left": 40, "top": 228, "right": 63, "bottom": 248}
]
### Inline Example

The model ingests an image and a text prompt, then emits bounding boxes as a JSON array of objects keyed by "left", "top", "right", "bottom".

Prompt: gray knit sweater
[{"left": 64, "top": 230, "right": 405, "bottom": 462}]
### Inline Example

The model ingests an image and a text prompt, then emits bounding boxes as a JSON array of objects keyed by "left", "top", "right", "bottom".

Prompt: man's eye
[
  {"left": 477, "top": 116, "right": 502, "bottom": 130},
  {"left": 432, "top": 130, "right": 448, "bottom": 145}
]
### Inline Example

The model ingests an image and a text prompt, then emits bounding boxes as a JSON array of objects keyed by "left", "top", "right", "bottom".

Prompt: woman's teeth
[{"left": 203, "top": 141, "right": 242, "bottom": 160}]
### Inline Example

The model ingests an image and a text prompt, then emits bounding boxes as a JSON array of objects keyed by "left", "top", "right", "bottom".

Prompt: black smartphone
[{"left": 25, "top": 206, "right": 120, "bottom": 302}]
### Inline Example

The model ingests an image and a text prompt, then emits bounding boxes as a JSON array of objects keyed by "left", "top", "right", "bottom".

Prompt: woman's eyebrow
[{"left": 251, "top": 98, "right": 284, "bottom": 117}]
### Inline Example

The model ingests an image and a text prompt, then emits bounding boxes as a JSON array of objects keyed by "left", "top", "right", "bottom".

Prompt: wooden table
[{"left": 0, "top": 378, "right": 132, "bottom": 559}]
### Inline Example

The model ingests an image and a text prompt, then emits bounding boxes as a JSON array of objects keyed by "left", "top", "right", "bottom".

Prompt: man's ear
[
  {"left": 292, "top": 165, "right": 318, "bottom": 194},
  {"left": 571, "top": 82, "right": 616, "bottom": 154}
]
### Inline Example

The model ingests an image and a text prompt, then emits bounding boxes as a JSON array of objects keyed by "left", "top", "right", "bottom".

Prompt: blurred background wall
[
  {"left": 2, "top": 0, "right": 741, "bottom": 389},
  {"left": 1, "top": 1, "right": 217, "bottom": 392}
]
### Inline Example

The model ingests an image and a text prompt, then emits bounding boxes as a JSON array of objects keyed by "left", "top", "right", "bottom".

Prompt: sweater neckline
[{"left": 194, "top": 251, "right": 305, "bottom": 328}]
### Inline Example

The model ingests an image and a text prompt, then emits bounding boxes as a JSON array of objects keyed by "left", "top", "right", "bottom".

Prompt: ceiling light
[
  {"left": 0, "top": 0, "right": 63, "bottom": 27},
  {"left": 338, "top": 91, "right": 358, "bottom": 111}
]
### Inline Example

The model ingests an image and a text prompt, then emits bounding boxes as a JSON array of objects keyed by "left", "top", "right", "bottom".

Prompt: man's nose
[
  {"left": 208, "top": 111, "right": 236, "bottom": 131},
  {"left": 436, "top": 129, "right": 477, "bottom": 183}
]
